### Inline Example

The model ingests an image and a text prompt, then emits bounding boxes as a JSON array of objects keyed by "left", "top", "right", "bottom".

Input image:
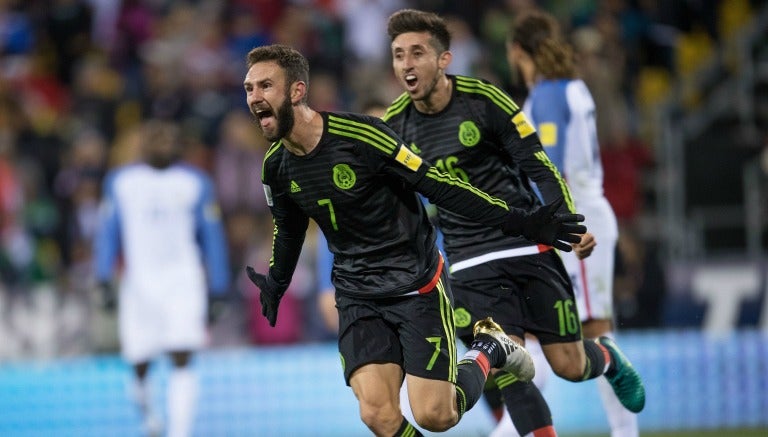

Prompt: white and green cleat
[
  {"left": 598, "top": 336, "right": 646, "bottom": 413},
  {"left": 473, "top": 317, "right": 535, "bottom": 382}
]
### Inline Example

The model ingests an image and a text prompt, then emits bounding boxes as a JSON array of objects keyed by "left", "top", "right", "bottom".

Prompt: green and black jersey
[
  {"left": 383, "top": 75, "right": 574, "bottom": 266},
  {"left": 261, "top": 111, "right": 514, "bottom": 299}
]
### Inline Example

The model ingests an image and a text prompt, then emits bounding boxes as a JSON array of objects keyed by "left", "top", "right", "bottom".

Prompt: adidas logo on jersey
[{"left": 290, "top": 180, "right": 301, "bottom": 193}]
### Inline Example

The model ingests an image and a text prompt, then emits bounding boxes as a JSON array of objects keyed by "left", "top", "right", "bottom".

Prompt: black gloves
[
  {"left": 501, "top": 198, "right": 586, "bottom": 252},
  {"left": 98, "top": 281, "right": 117, "bottom": 311},
  {"left": 245, "top": 267, "right": 287, "bottom": 327}
]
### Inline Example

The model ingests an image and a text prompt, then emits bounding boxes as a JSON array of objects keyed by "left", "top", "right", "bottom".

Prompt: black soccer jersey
[
  {"left": 383, "top": 75, "right": 575, "bottom": 265},
  {"left": 261, "top": 111, "right": 514, "bottom": 299}
]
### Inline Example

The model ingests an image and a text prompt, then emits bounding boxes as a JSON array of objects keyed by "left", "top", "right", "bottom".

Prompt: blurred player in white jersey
[
  {"left": 94, "top": 119, "right": 230, "bottom": 437},
  {"left": 494, "top": 9, "right": 639, "bottom": 437}
]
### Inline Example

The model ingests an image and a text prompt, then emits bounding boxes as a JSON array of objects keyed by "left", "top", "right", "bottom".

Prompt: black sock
[
  {"left": 496, "top": 371, "right": 553, "bottom": 435},
  {"left": 470, "top": 333, "right": 504, "bottom": 368},
  {"left": 482, "top": 375, "right": 505, "bottom": 422},
  {"left": 582, "top": 339, "right": 609, "bottom": 380},
  {"left": 455, "top": 355, "right": 489, "bottom": 421},
  {"left": 392, "top": 417, "right": 423, "bottom": 437}
]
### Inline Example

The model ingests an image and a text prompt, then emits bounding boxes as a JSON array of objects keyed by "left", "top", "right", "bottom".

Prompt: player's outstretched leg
[
  {"left": 597, "top": 336, "right": 645, "bottom": 413},
  {"left": 472, "top": 317, "right": 535, "bottom": 382}
]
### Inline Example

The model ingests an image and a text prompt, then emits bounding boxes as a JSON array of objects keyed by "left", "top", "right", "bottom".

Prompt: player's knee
[
  {"left": 412, "top": 406, "right": 457, "bottom": 432},
  {"left": 545, "top": 345, "right": 586, "bottom": 381},
  {"left": 358, "top": 398, "right": 401, "bottom": 435}
]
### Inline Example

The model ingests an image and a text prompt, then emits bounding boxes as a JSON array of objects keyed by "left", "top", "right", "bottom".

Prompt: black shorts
[
  {"left": 451, "top": 250, "right": 581, "bottom": 347},
  {"left": 336, "top": 266, "right": 458, "bottom": 386}
]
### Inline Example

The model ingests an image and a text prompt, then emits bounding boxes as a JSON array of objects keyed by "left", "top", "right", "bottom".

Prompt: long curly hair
[{"left": 508, "top": 10, "right": 576, "bottom": 80}]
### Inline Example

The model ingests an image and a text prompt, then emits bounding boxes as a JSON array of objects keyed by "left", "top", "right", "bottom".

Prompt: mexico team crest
[
  {"left": 454, "top": 307, "right": 472, "bottom": 328},
  {"left": 458, "top": 121, "right": 480, "bottom": 147},
  {"left": 333, "top": 163, "right": 356, "bottom": 189}
]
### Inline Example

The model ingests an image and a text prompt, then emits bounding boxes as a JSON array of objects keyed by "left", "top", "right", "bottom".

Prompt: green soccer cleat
[
  {"left": 598, "top": 336, "right": 646, "bottom": 413},
  {"left": 473, "top": 317, "right": 535, "bottom": 382}
]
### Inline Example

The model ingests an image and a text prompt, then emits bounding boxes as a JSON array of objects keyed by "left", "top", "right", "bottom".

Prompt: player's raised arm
[
  {"left": 360, "top": 117, "right": 586, "bottom": 251},
  {"left": 483, "top": 81, "right": 576, "bottom": 215}
]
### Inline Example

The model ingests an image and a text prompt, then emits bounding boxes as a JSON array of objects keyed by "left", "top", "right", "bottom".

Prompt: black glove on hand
[
  {"left": 99, "top": 281, "right": 117, "bottom": 312},
  {"left": 501, "top": 198, "right": 586, "bottom": 252},
  {"left": 245, "top": 267, "right": 287, "bottom": 327}
]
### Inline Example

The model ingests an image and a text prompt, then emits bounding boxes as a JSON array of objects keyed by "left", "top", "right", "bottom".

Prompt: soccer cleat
[
  {"left": 598, "top": 336, "right": 646, "bottom": 413},
  {"left": 473, "top": 317, "right": 535, "bottom": 382}
]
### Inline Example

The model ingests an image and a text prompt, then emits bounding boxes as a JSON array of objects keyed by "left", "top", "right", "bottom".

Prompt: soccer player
[
  {"left": 94, "top": 119, "right": 230, "bottom": 437},
  {"left": 383, "top": 9, "right": 645, "bottom": 437},
  {"left": 242, "top": 44, "right": 585, "bottom": 437},
  {"left": 503, "top": 10, "right": 640, "bottom": 437}
]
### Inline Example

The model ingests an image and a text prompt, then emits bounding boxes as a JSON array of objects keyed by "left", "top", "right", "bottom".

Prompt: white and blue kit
[
  {"left": 524, "top": 79, "right": 618, "bottom": 322},
  {"left": 94, "top": 162, "right": 230, "bottom": 363}
]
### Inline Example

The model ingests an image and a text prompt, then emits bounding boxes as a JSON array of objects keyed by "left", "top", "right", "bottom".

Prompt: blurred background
[{"left": 0, "top": 0, "right": 766, "bottom": 436}]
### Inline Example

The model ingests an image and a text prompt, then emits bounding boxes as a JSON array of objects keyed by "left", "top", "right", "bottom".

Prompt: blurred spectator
[
  {"left": 69, "top": 55, "right": 124, "bottom": 139},
  {"left": 230, "top": 0, "right": 285, "bottom": 34},
  {"left": 336, "top": 0, "right": 404, "bottom": 109},
  {"left": 135, "top": 4, "right": 190, "bottom": 121},
  {"left": 44, "top": 0, "right": 94, "bottom": 84},
  {"left": 13, "top": 65, "right": 69, "bottom": 199},
  {"left": 271, "top": 4, "right": 314, "bottom": 52},
  {"left": 224, "top": 4, "right": 272, "bottom": 61},
  {"left": 307, "top": 69, "right": 343, "bottom": 111},
  {"left": 572, "top": 25, "right": 628, "bottom": 137},
  {"left": 180, "top": 6, "right": 239, "bottom": 144},
  {"left": 54, "top": 128, "right": 106, "bottom": 268},
  {"left": 112, "top": 0, "right": 155, "bottom": 71},
  {"left": 85, "top": 0, "right": 121, "bottom": 54},
  {"left": 212, "top": 110, "right": 269, "bottom": 216},
  {"left": 104, "top": 0, "right": 149, "bottom": 107},
  {"left": 180, "top": 125, "right": 214, "bottom": 173},
  {"left": 477, "top": 0, "right": 538, "bottom": 93},
  {"left": 0, "top": 0, "right": 35, "bottom": 56},
  {"left": 0, "top": 118, "right": 31, "bottom": 293},
  {"left": 107, "top": 121, "right": 144, "bottom": 167},
  {"left": 338, "top": 0, "right": 404, "bottom": 67},
  {"left": 444, "top": 15, "right": 482, "bottom": 76},
  {"left": 0, "top": 110, "right": 62, "bottom": 360},
  {"left": 601, "top": 134, "right": 654, "bottom": 227}
]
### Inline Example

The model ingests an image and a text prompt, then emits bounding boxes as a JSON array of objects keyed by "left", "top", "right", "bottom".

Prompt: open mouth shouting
[
  {"left": 254, "top": 107, "right": 275, "bottom": 129},
  {"left": 404, "top": 73, "right": 418, "bottom": 93}
]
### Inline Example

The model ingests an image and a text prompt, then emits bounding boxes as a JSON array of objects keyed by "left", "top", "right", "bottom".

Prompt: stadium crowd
[{"left": 0, "top": 0, "right": 756, "bottom": 360}]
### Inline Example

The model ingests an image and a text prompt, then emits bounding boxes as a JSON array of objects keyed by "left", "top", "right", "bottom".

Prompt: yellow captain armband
[
  {"left": 395, "top": 144, "right": 423, "bottom": 172},
  {"left": 512, "top": 112, "right": 536, "bottom": 138}
]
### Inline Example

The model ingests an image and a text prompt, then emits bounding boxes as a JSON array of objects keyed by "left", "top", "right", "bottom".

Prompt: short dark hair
[
  {"left": 246, "top": 44, "right": 310, "bottom": 91},
  {"left": 387, "top": 9, "right": 451, "bottom": 53}
]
